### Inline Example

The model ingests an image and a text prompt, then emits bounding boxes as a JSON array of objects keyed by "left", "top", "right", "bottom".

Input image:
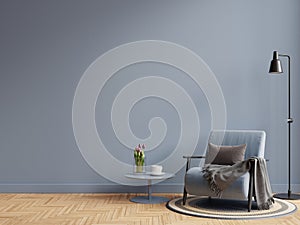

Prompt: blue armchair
[{"left": 183, "top": 130, "right": 266, "bottom": 212}]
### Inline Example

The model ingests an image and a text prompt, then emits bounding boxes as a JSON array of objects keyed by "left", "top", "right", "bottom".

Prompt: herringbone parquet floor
[{"left": 0, "top": 193, "right": 299, "bottom": 225}]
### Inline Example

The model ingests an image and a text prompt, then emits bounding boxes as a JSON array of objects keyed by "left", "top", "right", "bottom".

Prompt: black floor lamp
[{"left": 268, "top": 51, "right": 300, "bottom": 200}]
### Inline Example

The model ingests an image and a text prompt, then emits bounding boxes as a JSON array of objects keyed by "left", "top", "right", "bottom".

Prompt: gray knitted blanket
[{"left": 202, "top": 157, "right": 274, "bottom": 210}]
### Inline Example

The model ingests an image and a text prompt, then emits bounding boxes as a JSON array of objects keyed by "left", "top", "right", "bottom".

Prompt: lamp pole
[{"left": 281, "top": 54, "right": 292, "bottom": 199}]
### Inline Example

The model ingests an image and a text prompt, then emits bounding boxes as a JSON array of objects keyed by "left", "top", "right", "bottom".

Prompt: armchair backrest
[{"left": 208, "top": 130, "right": 266, "bottom": 159}]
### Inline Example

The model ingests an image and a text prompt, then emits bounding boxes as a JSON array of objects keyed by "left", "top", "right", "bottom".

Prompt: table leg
[
  {"left": 148, "top": 179, "right": 152, "bottom": 201},
  {"left": 129, "top": 179, "right": 170, "bottom": 204}
]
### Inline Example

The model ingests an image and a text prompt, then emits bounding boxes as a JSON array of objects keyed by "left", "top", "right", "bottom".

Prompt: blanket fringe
[
  {"left": 258, "top": 197, "right": 275, "bottom": 210},
  {"left": 202, "top": 168, "right": 223, "bottom": 197}
]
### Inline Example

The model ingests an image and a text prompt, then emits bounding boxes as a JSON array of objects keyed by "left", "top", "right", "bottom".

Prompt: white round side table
[{"left": 125, "top": 172, "right": 174, "bottom": 204}]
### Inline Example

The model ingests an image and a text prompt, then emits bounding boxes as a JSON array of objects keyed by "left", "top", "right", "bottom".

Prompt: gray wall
[{"left": 0, "top": 0, "right": 299, "bottom": 193}]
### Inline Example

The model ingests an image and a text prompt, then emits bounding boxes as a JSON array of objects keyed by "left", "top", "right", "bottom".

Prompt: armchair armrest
[
  {"left": 183, "top": 155, "right": 206, "bottom": 172},
  {"left": 183, "top": 155, "right": 206, "bottom": 159}
]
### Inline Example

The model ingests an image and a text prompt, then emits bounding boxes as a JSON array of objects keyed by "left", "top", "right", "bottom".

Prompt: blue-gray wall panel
[{"left": 0, "top": 0, "right": 299, "bottom": 192}]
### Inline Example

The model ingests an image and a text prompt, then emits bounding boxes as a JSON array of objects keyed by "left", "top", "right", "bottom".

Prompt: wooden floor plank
[{"left": 0, "top": 193, "right": 299, "bottom": 225}]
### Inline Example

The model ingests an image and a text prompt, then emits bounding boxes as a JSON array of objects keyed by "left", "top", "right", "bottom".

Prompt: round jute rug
[{"left": 166, "top": 196, "right": 297, "bottom": 220}]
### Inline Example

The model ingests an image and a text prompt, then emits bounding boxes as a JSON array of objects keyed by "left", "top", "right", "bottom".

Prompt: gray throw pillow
[{"left": 205, "top": 142, "right": 247, "bottom": 165}]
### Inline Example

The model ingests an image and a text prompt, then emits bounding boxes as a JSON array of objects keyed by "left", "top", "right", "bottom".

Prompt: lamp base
[{"left": 273, "top": 193, "right": 300, "bottom": 200}]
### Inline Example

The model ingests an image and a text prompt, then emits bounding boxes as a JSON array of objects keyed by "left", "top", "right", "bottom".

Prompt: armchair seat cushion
[{"left": 185, "top": 167, "right": 250, "bottom": 200}]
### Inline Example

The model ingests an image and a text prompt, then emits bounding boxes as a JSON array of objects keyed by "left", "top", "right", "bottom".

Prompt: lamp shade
[{"left": 269, "top": 51, "right": 283, "bottom": 73}]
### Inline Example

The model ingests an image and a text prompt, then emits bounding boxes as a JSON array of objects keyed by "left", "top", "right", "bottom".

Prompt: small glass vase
[
  {"left": 134, "top": 164, "right": 145, "bottom": 173},
  {"left": 136, "top": 165, "right": 144, "bottom": 173}
]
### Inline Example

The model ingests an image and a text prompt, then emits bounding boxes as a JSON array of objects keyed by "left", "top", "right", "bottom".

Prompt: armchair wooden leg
[
  {"left": 183, "top": 187, "right": 187, "bottom": 205},
  {"left": 182, "top": 157, "right": 192, "bottom": 206},
  {"left": 248, "top": 190, "right": 253, "bottom": 212},
  {"left": 248, "top": 160, "right": 255, "bottom": 212}
]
